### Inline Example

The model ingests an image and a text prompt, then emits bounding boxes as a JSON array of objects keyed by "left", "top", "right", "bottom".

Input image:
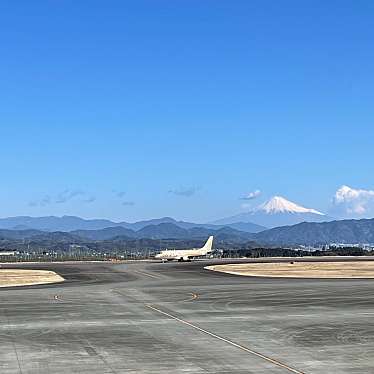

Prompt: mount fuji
[{"left": 213, "top": 196, "right": 332, "bottom": 228}]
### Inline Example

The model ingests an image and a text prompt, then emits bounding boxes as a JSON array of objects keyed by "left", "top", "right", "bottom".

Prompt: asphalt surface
[{"left": 1, "top": 258, "right": 374, "bottom": 373}]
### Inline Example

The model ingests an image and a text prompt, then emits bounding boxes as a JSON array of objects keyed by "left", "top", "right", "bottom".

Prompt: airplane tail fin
[{"left": 201, "top": 236, "right": 214, "bottom": 253}]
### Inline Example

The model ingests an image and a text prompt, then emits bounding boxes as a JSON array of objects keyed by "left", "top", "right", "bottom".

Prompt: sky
[{"left": 1, "top": 0, "right": 374, "bottom": 222}]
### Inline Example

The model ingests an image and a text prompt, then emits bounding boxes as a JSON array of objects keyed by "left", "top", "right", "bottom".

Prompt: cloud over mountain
[
  {"left": 240, "top": 189, "right": 261, "bottom": 200},
  {"left": 122, "top": 201, "right": 135, "bottom": 206},
  {"left": 113, "top": 190, "right": 126, "bottom": 198},
  {"left": 29, "top": 189, "right": 95, "bottom": 207},
  {"left": 169, "top": 186, "right": 200, "bottom": 197},
  {"left": 56, "top": 189, "right": 85, "bottom": 204},
  {"left": 332, "top": 185, "right": 374, "bottom": 218},
  {"left": 83, "top": 196, "right": 96, "bottom": 204},
  {"left": 29, "top": 195, "right": 51, "bottom": 207}
]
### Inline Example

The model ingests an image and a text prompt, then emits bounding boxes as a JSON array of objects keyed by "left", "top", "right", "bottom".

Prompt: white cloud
[
  {"left": 240, "top": 189, "right": 261, "bottom": 200},
  {"left": 331, "top": 185, "right": 374, "bottom": 217}
]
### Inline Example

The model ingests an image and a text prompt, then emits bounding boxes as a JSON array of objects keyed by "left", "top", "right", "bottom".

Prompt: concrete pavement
[{"left": 0, "top": 259, "right": 373, "bottom": 373}]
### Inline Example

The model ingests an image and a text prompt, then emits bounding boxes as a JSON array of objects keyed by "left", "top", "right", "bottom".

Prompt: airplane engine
[{"left": 178, "top": 256, "right": 190, "bottom": 262}]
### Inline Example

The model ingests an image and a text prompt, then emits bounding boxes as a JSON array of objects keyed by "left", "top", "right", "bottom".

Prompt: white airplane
[{"left": 155, "top": 236, "right": 214, "bottom": 262}]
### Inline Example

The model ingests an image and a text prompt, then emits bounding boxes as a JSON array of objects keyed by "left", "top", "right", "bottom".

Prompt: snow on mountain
[
  {"left": 212, "top": 196, "right": 331, "bottom": 228},
  {"left": 255, "top": 196, "right": 325, "bottom": 215}
]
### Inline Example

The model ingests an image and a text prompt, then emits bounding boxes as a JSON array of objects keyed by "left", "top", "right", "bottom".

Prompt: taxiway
[{"left": 1, "top": 259, "right": 374, "bottom": 373}]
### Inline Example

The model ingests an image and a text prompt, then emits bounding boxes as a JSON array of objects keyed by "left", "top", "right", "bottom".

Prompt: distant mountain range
[
  {"left": 0, "top": 216, "right": 121, "bottom": 232},
  {"left": 253, "top": 218, "right": 374, "bottom": 246},
  {"left": 0, "top": 196, "right": 335, "bottom": 235},
  {"left": 0, "top": 215, "right": 265, "bottom": 233},
  {"left": 0, "top": 204, "right": 373, "bottom": 248},
  {"left": 0, "top": 222, "right": 253, "bottom": 243},
  {"left": 1, "top": 218, "right": 374, "bottom": 247},
  {"left": 213, "top": 196, "right": 333, "bottom": 228}
]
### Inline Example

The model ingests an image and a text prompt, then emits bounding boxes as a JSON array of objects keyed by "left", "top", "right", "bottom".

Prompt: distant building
[
  {"left": 296, "top": 245, "right": 325, "bottom": 252},
  {"left": 69, "top": 244, "right": 89, "bottom": 251},
  {"left": 0, "top": 251, "right": 17, "bottom": 256},
  {"left": 329, "top": 243, "right": 374, "bottom": 251}
]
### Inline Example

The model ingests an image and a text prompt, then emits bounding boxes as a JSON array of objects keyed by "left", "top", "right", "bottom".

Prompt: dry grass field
[
  {"left": 0, "top": 269, "right": 64, "bottom": 287},
  {"left": 205, "top": 261, "right": 374, "bottom": 278}
]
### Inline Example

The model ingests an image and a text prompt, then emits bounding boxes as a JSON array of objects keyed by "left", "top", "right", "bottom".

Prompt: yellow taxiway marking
[
  {"left": 183, "top": 292, "right": 199, "bottom": 302},
  {"left": 146, "top": 304, "right": 305, "bottom": 374}
]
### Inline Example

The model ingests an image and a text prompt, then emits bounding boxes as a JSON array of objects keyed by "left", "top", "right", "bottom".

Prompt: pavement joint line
[
  {"left": 134, "top": 270, "right": 161, "bottom": 279},
  {"left": 146, "top": 304, "right": 306, "bottom": 374},
  {"left": 3, "top": 309, "right": 23, "bottom": 374},
  {"left": 60, "top": 312, "right": 118, "bottom": 374}
]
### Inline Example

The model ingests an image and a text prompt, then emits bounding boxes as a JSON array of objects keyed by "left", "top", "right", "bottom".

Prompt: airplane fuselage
[
  {"left": 155, "top": 236, "right": 214, "bottom": 262},
  {"left": 156, "top": 248, "right": 207, "bottom": 261}
]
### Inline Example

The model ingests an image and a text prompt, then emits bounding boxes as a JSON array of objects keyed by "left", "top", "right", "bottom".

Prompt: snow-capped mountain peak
[
  {"left": 211, "top": 195, "right": 330, "bottom": 228},
  {"left": 255, "top": 196, "right": 325, "bottom": 215}
]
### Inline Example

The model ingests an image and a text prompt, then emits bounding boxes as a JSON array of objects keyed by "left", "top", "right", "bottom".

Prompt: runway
[{"left": 1, "top": 259, "right": 374, "bottom": 373}]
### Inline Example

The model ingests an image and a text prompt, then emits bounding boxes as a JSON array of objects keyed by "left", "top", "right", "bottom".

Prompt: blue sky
[{"left": 1, "top": 1, "right": 373, "bottom": 222}]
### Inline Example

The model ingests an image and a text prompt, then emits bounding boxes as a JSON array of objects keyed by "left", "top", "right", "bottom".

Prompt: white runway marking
[{"left": 146, "top": 304, "right": 305, "bottom": 374}]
